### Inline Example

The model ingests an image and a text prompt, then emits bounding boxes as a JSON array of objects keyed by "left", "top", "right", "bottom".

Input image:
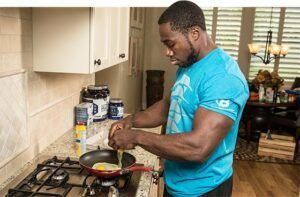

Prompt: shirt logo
[{"left": 216, "top": 100, "right": 230, "bottom": 108}]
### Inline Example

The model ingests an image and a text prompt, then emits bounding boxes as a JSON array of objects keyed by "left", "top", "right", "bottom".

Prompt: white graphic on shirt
[
  {"left": 216, "top": 100, "right": 230, "bottom": 108},
  {"left": 167, "top": 74, "right": 192, "bottom": 133},
  {"left": 215, "top": 100, "right": 235, "bottom": 112}
]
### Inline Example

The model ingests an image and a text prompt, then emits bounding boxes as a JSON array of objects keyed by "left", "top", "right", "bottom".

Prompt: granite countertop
[{"left": 0, "top": 119, "right": 162, "bottom": 197}]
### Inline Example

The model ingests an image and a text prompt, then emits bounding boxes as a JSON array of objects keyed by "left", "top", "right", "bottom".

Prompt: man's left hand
[{"left": 108, "top": 129, "right": 139, "bottom": 150}]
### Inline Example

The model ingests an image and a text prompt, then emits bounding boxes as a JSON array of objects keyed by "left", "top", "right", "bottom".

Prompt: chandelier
[{"left": 248, "top": 8, "right": 290, "bottom": 65}]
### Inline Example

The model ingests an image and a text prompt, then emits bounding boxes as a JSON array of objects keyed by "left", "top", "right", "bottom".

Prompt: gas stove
[{"left": 3, "top": 156, "right": 142, "bottom": 197}]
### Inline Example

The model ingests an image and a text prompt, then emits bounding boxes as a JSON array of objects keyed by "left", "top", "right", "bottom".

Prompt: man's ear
[{"left": 190, "top": 26, "right": 200, "bottom": 41}]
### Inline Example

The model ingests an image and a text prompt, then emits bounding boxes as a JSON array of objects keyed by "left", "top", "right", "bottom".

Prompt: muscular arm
[
  {"left": 109, "top": 93, "right": 170, "bottom": 139},
  {"left": 132, "top": 98, "right": 170, "bottom": 128},
  {"left": 134, "top": 107, "right": 233, "bottom": 162},
  {"left": 125, "top": 93, "right": 170, "bottom": 128}
]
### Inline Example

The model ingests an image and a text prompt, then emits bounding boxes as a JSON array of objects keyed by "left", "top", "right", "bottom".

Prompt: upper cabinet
[
  {"left": 130, "top": 8, "right": 144, "bottom": 29},
  {"left": 32, "top": 8, "right": 130, "bottom": 74},
  {"left": 109, "top": 8, "right": 130, "bottom": 67}
]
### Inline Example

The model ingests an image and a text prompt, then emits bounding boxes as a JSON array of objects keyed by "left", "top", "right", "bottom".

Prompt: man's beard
[
  {"left": 182, "top": 34, "right": 198, "bottom": 68},
  {"left": 182, "top": 49, "right": 198, "bottom": 68}
]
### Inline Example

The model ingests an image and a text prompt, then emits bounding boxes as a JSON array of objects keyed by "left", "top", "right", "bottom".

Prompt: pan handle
[
  {"left": 120, "top": 166, "right": 153, "bottom": 174},
  {"left": 128, "top": 166, "right": 153, "bottom": 172}
]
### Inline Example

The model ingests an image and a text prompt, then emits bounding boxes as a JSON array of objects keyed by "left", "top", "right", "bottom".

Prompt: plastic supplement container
[
  {"left": 108, "top": 98, "right": 124, "bottom": 120},
  {"left": 83, "top": 85, "right": 109, "bottom": 122}
]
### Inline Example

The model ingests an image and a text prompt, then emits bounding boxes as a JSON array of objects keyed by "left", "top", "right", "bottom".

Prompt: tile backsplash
[
  {"left": 0, "top": 8, "right": 95, "bottom": 185},
  {"left": 0, "top": 72, "right": 27, "bottom": 168}
]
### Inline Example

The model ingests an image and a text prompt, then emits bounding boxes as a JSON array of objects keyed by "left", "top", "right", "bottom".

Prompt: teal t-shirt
[{"left": 165, "top": 48, "right": 249, "bottom": 196}]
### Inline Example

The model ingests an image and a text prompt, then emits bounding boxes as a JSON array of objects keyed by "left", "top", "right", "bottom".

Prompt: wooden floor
[
  {"left": 232, "top": 160, "right": 300, "bottom": 197},
  {"left": 158, "top": 160, "right": 300, "bottom": 197}
]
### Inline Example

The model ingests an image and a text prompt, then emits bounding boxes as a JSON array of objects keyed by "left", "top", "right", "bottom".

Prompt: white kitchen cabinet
[
  {"left": 33, "top": 8, "right": 129, "bottom": 74},
  {"left": 92, "top": 8, "right": 111, "bottom": 72},
  {"left": 109, "top": 8, "right": 130, "bottom": 66},
  {"left": 130, "top": 8, "right": 144, "bottom": 29}
]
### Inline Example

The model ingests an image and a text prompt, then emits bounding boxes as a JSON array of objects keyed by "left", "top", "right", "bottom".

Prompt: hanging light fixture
[{"left": 248, "top": 8, "right": 290, "bottom": 65}]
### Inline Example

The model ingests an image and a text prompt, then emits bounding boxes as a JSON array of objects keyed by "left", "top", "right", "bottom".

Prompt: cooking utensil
[
  {"left": 113, "top": 126, "right": 123, "bottom": 168},
  {"left": 79, "top": 149, "right": 153, "bottom": 178},
  {"left": 117, "top": 149, "right": 123, "bottom": 168}
]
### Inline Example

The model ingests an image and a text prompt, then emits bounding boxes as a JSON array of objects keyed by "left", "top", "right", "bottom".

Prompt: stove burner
[
  {"left": 5, "top": 156, "right": 142, "bottom": 197},
  {"left": 51, "top": 169, "right": 69, "bottom": 183},
  {"left": 99, "top": 178, "right": 116, "bottom": 187}
]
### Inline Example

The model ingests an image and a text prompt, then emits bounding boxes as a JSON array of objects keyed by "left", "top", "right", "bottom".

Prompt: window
[
  {"left": 249, "top": 8, "right": 300, "bottom": 82},
  {"left": 201, "top": 8, "right": 300, "bottom": 82},
  {"left": 203, "top": 8, "right": 242, "bottom": 61},
  {"left": 249, "top": 8, "right": 281, "bottom": 80},
  {"left": 202, "top": 8, "right": 213, "bottom": 37},
  {"left": 278, "top": 8, "right": 300, "bottom": 82},
  {"left": 215, "top": 8, "right": 242, "bottom": 61}
]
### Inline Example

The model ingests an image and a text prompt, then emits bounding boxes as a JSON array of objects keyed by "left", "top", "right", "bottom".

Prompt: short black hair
[{"left": 158, "top": 0, "right": 206, "bottom": 34}]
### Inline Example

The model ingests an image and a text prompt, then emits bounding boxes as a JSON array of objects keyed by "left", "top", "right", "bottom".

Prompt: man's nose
[{"left": 165, "top": 48, "right": 173, "bottom": 57}]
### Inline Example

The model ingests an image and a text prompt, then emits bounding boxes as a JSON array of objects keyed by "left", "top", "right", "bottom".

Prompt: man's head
[{"left": 158, "top": 1, "right": 207, "bottom": 67}]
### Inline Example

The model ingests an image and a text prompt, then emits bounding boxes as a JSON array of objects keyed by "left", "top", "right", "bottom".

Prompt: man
[{"left": 108, "top": 1, "right": 249, "bottom": 196}]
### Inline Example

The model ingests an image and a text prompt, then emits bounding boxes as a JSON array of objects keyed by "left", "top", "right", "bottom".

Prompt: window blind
[
  {"left": 248, "top": 8, "right": 281, "bottom": 80},
  {"left": 215, "top": 8, "right": 242, "bottom": 61},
  {"left": 202, "top": 8, "right": 213, "bottom": 37},
  {"left": 278, "top": 8, "right": 300, "bottom": 82}
]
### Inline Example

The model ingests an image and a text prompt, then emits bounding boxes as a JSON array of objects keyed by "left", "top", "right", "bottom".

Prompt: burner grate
[
  {"left": 5, "top": 156, "right": 142, "bottom": 197},
  {"left": 7, "top": 157, "right": 80, "bottom": 197}
]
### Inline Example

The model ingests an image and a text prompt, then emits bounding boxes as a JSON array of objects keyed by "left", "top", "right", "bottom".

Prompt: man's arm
[
  {"left": 109, "top": 93, "right": 171, "bottom": 138},
  {"left": 109, "top": 107, "right": 233, "bottom": 162},
  {"left": 130, "top": 94, "right": 170, "bottom": 128}
]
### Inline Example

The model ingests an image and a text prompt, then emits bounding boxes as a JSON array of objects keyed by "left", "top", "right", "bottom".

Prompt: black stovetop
[{"left": 5, "top": 156, "right": 142, "bottom": 197}]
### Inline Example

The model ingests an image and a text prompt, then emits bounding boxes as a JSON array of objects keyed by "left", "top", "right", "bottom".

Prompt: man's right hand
[{"left": 108, "top": 116, "right": 133, "bottom": 139}]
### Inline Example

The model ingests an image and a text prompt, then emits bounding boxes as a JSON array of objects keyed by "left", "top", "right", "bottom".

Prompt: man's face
[{"left": 159, "top": 22, "right": 197, "bottom": 67}]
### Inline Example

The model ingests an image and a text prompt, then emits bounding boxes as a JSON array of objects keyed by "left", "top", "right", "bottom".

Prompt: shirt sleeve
[{"left": 197, "top": 73, "right": 249, "bottom": 121}]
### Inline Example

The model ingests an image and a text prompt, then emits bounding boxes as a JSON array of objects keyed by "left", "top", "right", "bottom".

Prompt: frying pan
[{"left": 79, "top": 149, "right": 153, "bottom": 178}]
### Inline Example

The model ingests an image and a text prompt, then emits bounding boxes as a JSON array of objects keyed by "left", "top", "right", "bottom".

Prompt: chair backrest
[{"left": 291, "top": 77, "right": 300, "bottom": 90}]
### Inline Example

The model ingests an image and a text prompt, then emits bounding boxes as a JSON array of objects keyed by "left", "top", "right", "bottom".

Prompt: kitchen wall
[
  {"left": 0, "top": 8, "right": 94, "bottom": 185},
  {"left": 95, "top": 62, "right": 143, "bottom": 113}
]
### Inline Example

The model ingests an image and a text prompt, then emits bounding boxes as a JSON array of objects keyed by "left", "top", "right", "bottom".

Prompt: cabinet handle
[
  {"left": 94, "top": 59, "right": 101, "bottom": 65},
  {"left": 119, "top": 53, "right": 125, "bottom": 58}
]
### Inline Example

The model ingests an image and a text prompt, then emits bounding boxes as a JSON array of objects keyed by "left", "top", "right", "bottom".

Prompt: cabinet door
[
  {"left": 109, "top": 8, "right": 121, "bottom": 67},
  {"left": 110, "top": 8, "right": 130, "bottom": 66},
  {"left": 119, "top": 8, "right": 130, "bottom": 62},
  {"left": 130, "top": 8, "right": 144, "bottom": 29},
  {"left": 33, "top": 8, "right": 90, "bottom": 73},
  {"left": 92, "top": 8, "right": 111, "bottom": 72}
]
